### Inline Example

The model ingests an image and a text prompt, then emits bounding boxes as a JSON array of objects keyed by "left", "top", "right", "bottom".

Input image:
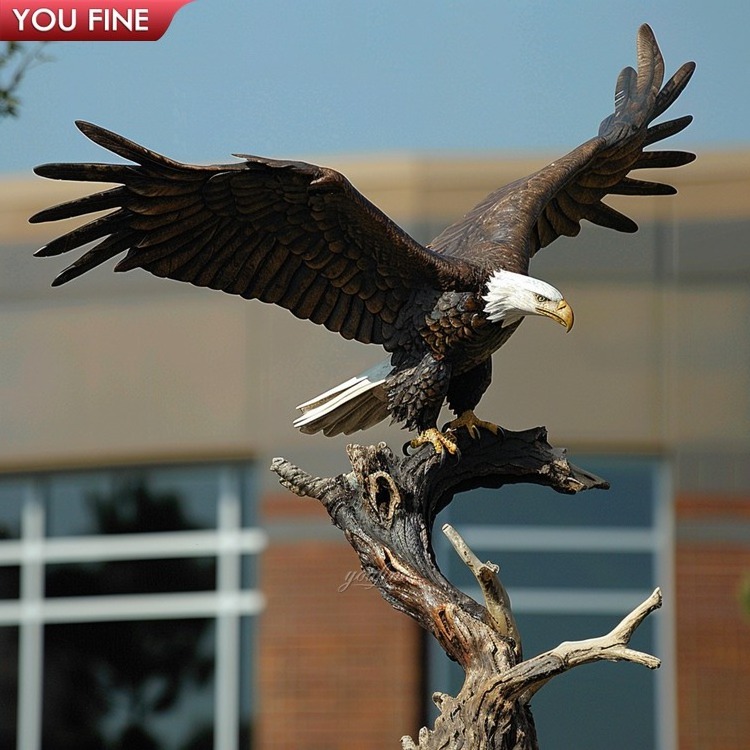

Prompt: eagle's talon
[
  {"left": 409, "top": 428, "right": 459, "bottom": 456},
  {"left": 446, "top": 410, "right": 501, "bottom": 440}
]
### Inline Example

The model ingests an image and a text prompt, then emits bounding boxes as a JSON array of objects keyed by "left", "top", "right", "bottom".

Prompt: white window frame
[{"left": 0, "top": 464, "right": 267, "bottom": 750}]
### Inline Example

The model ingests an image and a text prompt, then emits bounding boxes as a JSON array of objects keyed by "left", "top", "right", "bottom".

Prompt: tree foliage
[{"left": 0, "top": 42, "right": 48, "bottom": 118}]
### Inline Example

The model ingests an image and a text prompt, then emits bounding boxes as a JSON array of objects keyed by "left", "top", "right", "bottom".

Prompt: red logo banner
[{"left": 0, "top": 0, "right": 193, "bottom": 41}]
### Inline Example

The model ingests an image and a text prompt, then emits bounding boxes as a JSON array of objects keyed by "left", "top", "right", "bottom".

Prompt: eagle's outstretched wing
[
  {"left": 429, "top": 24, "right": 696, "bottom": 274},
  {"left": 31, "top": 122, "right": 467, "bottom": 346}
]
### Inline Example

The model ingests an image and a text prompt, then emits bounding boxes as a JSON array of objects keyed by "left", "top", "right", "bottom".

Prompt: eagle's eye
[{"left": 535, "top": 293, "right": 549, "bottom": 303}]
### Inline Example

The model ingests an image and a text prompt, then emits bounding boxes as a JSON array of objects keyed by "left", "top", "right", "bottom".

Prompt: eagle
[{"left": 31, "top": 24, "right": 694, "bottom": 453}]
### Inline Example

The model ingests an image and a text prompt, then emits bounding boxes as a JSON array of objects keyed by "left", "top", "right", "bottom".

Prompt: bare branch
[
  {"left": 554, "top": 587, "right": 662, "bottom": 670},
  {"left": 506, "top": 588, "right": 662, "bottom": 703},
  {"left": 443, "top": 522, "right": 521, "bottom": 657}
]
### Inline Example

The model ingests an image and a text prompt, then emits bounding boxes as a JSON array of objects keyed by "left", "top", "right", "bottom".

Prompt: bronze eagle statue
[{"left": 31, "top": 24, "right": 694, "bottom": 453}]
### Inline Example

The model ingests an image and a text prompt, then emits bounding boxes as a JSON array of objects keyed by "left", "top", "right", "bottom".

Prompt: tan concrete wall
[
  {"left": 2, "top": 150, "right": 749, "bottom": 477},
  {"left": 2, "top": 277, "right": 748, "bottom": 467}
]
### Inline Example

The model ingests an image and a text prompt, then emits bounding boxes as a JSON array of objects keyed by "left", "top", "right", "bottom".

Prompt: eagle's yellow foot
[
  {"left": 445, "top": 410, "right": 501, "bottom": 440},
  {"left": 409, "top": 427, "right": 459, "bottom": 455}
]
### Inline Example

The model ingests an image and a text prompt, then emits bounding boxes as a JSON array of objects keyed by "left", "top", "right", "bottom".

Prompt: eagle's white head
[{"left": 482, "top": 269, "right": 574, "bottom": 331}]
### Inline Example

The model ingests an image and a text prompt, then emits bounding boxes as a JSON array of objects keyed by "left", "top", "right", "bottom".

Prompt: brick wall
[
  {"left": 676, "top": 495, "right": 750, "bottom": 750},
  {"left": 256, "top": 493, "right": 422, "bottom": 749},
  {"left": 256, "top": 489, "right": 750, "bottom": 750}
]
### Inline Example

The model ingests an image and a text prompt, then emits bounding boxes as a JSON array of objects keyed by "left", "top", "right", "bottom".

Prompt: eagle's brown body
[{"left": 31, "top": 25, "right": 695, "bottom": 447}]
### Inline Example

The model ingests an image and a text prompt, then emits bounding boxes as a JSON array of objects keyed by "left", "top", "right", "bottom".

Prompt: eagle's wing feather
[
  {"left": 32, "top": 121, "right": 468, "bottom": 346},
  {"left": 428, "top": 24, "right": 695, "bottom": 273}
]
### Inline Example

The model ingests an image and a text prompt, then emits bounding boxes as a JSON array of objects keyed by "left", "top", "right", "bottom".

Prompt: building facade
[{"left": 1, "top": 149, "right": 749, "bottom": 748}]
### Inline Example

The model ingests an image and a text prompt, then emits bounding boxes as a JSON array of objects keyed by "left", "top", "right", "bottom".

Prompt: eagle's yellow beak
[{"left": 538, "top": 299, "right": 574, "bottom": 332}]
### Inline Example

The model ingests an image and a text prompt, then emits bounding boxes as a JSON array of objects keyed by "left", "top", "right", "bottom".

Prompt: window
[
  {"left": 0, "top": 463, "right": 265, "bottom": 750},
  {"left": 428, "top": 456, "right": 674, "bottom": 749}
]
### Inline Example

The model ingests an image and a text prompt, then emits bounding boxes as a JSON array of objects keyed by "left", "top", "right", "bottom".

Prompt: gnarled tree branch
[{"left": 271, "top": 426, "right": 659, "bottom": 749}]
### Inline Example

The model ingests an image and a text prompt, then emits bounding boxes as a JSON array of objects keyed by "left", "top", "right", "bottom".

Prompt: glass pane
[
  {"left": 47, "top": 468, "right": 219, "bottom": 537},
  {"left": 45, "top": 557, "right": 216, "bottom": 598},
  {"left": 146, "top": 467, "right": 220, "bottom": 529},
  {"left": 0, "top": 480, "right": 24, "bottom": 601},
  {"left": 0, "top": 479, "right": 23, "bottom": 539},
  {"left": 0, "top": 627, "right": 18, "bottom": 749},
  {"left": 43, "top": 619, "right": 216, "bottom": 750},
  {"left": 0, "top": 566, "right": 20, "bottom": 600},
  {"left": 240, "top": 467, "right": 258, "bottom": 528},
  {"left": 523, "top": 614, "right": 655, "bottom": 749},
  {"left": 444, "top": 549, "right": 654, "bottom": 591},
  {"left": 46, "top": 472, "right": 111, "bottom": 537},
  {"left": 241, "top": 554, "right": 259, "bottom": 592},
  {"left": 447, "top": 456, "right": 658, "bottom": 528}
]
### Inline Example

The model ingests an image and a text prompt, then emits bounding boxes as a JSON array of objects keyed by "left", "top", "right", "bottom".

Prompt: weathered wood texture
[{"left": 271, "top": 427, "right": 661, "bottom": 749}]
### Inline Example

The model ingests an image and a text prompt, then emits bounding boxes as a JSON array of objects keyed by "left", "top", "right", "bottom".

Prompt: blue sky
[{"left": 2, "top": 0, "right": 748, "bottom": 175}]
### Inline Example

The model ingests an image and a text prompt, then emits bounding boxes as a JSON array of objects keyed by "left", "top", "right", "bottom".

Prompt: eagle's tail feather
[{"left": 293, "top": 360, "right": 391, "bottom": 436}]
